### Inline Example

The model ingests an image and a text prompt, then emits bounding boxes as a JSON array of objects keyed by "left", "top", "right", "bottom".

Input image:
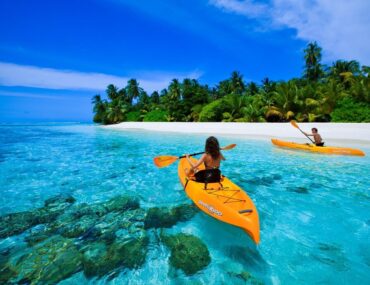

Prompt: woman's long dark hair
[{"left": 205, "top": 136, "right": 220, "bottom": 159}]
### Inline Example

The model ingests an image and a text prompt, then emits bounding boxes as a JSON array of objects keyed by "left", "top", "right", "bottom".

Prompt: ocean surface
[{"left": 0, "top": 123, "right": 369, "bottom": 284}]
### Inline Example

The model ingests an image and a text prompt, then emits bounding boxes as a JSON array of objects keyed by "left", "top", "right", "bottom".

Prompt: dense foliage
[{"left": 92, "top": 42, "right": 370, "bottom": 124}]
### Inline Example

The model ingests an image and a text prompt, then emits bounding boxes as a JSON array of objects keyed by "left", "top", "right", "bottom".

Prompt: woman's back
[{"left": 204, "top": 153, "right": 224, "bottom": 169}]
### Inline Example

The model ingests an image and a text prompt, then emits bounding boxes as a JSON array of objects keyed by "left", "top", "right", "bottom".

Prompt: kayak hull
[
  {"left": 271, "top": 138, "right": 365, "bottom": 156},
  {"left": 178, "top": 157, "right": 260, "bottom": 244}
]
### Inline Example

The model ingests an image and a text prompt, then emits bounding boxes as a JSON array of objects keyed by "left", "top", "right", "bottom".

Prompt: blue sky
[{"left": 0, "top": 0, "right": 369, "bottom": 122}]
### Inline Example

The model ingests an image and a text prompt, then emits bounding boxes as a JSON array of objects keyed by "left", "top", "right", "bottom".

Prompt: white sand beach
[{"left": 104, "top": 122, "right": 370, "bottom": 145}]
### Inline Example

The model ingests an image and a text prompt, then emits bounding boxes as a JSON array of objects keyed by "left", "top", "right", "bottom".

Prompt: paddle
[
  {"left": 290, "top": 120, "right": 315, "bottom": 144},
  {"left": 153, "top": 144, "right": 236, "bottom": 168}
]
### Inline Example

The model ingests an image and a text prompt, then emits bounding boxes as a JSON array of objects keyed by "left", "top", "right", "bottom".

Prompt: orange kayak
[
  {"left": 178, "top": 157, "right": 260, "bottom": 244},
  {"left": 271, "top": 139, "right": 365, "bottom": 156}
]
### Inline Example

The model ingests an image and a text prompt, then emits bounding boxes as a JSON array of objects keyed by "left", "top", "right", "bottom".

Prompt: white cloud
[
  {"left": 0, "top": 91, "right": 68, "bottom": 100},
  {"left": 210, "top": 0, "right": 370, "bottom": 64},
  {"left": 210, "top": 0, "right": 267, "bottom": 17},
  {"left": 0, "top": 62, "right": 203, "bottom": 93}
]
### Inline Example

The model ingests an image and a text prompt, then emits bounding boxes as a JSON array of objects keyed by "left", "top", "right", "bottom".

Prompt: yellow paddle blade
[
  {"left": 153, "top": 155, "right": 179, "bottom": 168},
  {"left": 290, "top": 120, "right": 299, "bottom": 129},
  {"left": 221, "top": 143, "right": 236, "bottom": 150}
]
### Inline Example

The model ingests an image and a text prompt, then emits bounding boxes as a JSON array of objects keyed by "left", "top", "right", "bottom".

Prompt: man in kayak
[
  {"left": 304, "top": 128, "right": 324, "bottom": 146},
  {"left": 185, "top": 136, "right": 225, "bottom": 183}
]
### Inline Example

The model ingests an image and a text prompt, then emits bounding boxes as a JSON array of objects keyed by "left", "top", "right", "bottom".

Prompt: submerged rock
[
  {"left": 102, "top": 195, "right": 140, "bottom": 212},
  {"left": 247, "top": 174, "right": 282, "bottom": 186},
  {"left": 64, "top": 195, "right": 140, "bottom": 219},
  {"left": 144, "top": 204, "right": 198, "bottom": 229},
  {"left": 311, "top": 242, "right": 349, "bottom": 271},
  {"left": 162, "top": 233, "right": 211, "bottom": 275},
  {"left": 287, "top": 186, "right": 309, "bottom": 194},
  {"left": 0, "top": 211, "right": 37, "bottom": 239},
  {"left": 172, "top": 204, "right": 199, "bottom": 222},
  {"left": 81, "top": 242, "right": 110, "bottom": 277},
  {"left": 1, "top": 194, "right": 154, "bottom": 282},
  {"left": 23, "top": 196, "right": 143, "bottom": 246},
  {"left": 144, "top": 207, "right": 176, "bottom": 229},
  {"left": 4, "top": 235, "right": 82, "bottom": 284},
  {"left": 0, "top": 195, "right": 76, "bottom": 239},
  {"left": 25, "top": 224, "right": 55, "bottom": 246},
  {"left": 0, "top": 251, "right": 16, "bottom": 284},
  {"left": 111, "top": 236, "right": 148, "bottom": 269},
  {"left": 44, "top": 194, "right": 76, "bottom": 207},
  {"left": 81, "top": 236, "right": 148, "bottom": 278},
  {"left": 228, "top": 270, "right": 265, "bottom": 285},
  {"left": 59, "top": 214, "right": 98, "bottom": 238},
  {"left": 5, "top": 194, "right": 140, "bottom": 245},
  {"left": 85, "top": 208, "right": 146, "bottom": 242}
]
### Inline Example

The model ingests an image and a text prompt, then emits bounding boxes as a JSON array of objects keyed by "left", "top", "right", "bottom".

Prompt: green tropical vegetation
[{"left": 92, "top": 42, "right": 370, "bottom": 123}]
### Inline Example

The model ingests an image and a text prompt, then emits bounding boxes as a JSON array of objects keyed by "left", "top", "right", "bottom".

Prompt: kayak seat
[{"left": 194, "top": 169, "right": 221, "bottom": 183}]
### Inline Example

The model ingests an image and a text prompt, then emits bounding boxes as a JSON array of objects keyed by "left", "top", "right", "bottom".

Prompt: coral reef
[
  {"left": 162, "top": 233, "right": 211, "bottom": 275},
  {"left": 0, "top": 195, "right": 203, "bottom": 283}
]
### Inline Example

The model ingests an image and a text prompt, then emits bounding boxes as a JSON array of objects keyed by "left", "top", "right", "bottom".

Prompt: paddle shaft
[
  {"left": 153, "top": 144, "right": 236, "bottom": 168},
  {"left": 177, "top": 144, "right": 235, "bottom": 159},
  {"left": 178, "top": 151, "right": 205, "bottom": 159}
]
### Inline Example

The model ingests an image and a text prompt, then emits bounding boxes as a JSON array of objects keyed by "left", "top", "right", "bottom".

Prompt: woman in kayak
[
  {"left": 185, "top": 136, "right": 225, "bottom": 183},
  {"left": 304, "top": 127, "right": 324, "bottom": 146}
]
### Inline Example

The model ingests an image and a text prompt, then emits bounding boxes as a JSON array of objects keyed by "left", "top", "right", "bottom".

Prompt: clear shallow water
[{"left": 0, "top": 123, "right": 369, "bottom": 284}]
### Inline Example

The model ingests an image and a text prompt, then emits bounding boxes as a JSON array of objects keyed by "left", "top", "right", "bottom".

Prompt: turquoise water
[{"left": 0, "top": 123, "right": 369, "bottom": 284}]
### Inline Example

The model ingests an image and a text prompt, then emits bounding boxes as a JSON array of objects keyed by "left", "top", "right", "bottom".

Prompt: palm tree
[
  {"left": 92, "top": 95, "right": 107, "bottom": 123},
  {"left": 216, "top": 79, "right": 232, "bottom": 98},
  {"left": 330, "top": 60, "right": 360, "bottom": 78},
  {"left": 350, "top": 78, "right": 370, "bottom": 103},
  {"left": 222, "top": 94, "right": 248, "bottom": 121},
  {"left": 329, "top": 60, "right": 360, "bottom": 88},
  {"left": 150, "top": 91, "right": 160, "bottom": 105},
  {"left": 230, "top": 71, "right": 245, "bottom": 95},
  {"left": 304, "top": 42, "right": 324, "bottom": 82},
  {"left": 168, "top": 79, "right": 181, "bottom": 100},
  {"left": 243, "top": 95, "right": 267, "bottom": 122},
  {"left": 126, "top": 79, "right": 143, "bottom": 105},
  {"left": 118, "top": 87, "right": 130, "bottom": 104},
  {"left": 106, "top": 84, "right": 119, "bottom": 101},
  {"left": 106, "top": 100, "right": 128, "bottom": 123},
  {"left": 92, "top": 94, "right": 102, "bottom": 106},
  {"left": 246, "top": 81, "right": 259, "bottom": 95},
  {"left": 268, "top": 81, "right": 303, "bottom": 121},
  {"left": 317, "top": 79, "right": 348, "bottom": 115},
  {"left": 137, "top": 91, "right": 150, "bottom": 111},
  {"left": 162, "top": 79, "right": 183, "bottom": 121},
  {"left": 261, "top": 77, "right": 276, "bottom": 93}
]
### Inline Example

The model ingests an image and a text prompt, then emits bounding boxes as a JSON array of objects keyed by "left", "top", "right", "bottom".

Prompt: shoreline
[{"left": 104, "top": 122, "right": 370, "bottom": 146}]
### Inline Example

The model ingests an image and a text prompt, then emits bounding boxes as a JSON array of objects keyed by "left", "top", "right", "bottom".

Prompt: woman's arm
[{"left": 186, "top": 154, "right": 206, "bottom": 170}]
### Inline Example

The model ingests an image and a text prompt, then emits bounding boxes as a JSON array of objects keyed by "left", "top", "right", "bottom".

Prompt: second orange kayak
[{"left": 271, "top": 138, "right": 365, "bottom": 156}]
